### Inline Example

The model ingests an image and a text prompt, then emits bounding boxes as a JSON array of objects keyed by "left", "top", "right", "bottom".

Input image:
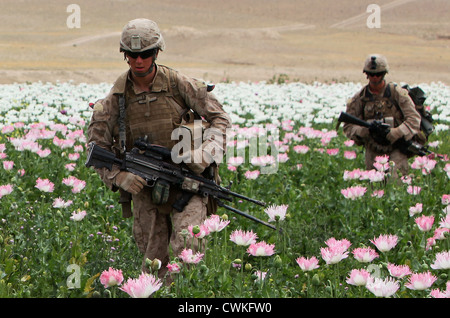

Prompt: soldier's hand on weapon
[
  {"left": 385, "top": 127, "right": 403, "bottom": 144},
  {"left": 114, "top": 171, "right": 146, "bottom": 194},
  {"left": 368, "top": 121, "right": 391, "bottom": 145},
  {"left": 179, "top": 149, "right": 213, "bottom": 175}
]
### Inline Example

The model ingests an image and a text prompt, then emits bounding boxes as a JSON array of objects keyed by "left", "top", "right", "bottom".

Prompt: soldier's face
[
  {"left": 367, "top": 72, "right": 385, "bottom": 86},
  {"left": 127, "top": 51, "right": 157, "bottom": 76}
]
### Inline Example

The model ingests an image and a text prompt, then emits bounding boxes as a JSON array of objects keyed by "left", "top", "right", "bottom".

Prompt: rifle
[
  {"left": 85, "top": 139, "right": 276, "bottom": 230},
  {"left": 337, "top": 112, "right": 432, "bottom": 157}
]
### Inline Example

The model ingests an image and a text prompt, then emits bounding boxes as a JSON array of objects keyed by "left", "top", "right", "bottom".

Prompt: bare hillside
[{"left": 0, "top": 0, "right": 448, "bottom": 84}]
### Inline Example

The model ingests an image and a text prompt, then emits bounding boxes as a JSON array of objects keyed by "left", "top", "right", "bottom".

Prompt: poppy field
[{"left": 0, "top": 79, "right": 449, "bottom": 298}]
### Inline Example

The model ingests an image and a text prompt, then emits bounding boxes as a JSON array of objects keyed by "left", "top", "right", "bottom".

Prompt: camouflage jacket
[
  {"left": 87, "top": 65, "right": 232, "bottom": 190},
  {"left": 343, "top": 82, "right": 421, "bottom": 153}
]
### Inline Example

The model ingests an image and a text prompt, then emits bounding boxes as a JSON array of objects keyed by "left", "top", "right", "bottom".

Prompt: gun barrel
[
  {"left": 86, "top": 140, "right": 272, "bottom": 230},
  {"left": 338, "top": 112, "right": 371, "bottom": 128},
  {"left": 223, "top": 188, "right": 266, "bottom": 207},
  {"left": 218, "top": 201, "right": 276, "bottom": 230},
  {"left": 85, "top": 142, "right": 122, "bottom": 170}
]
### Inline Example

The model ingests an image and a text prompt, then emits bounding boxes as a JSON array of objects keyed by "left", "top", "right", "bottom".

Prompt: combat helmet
[
  {"left": 120, "top": 18, "right": 165, "bottom": 53},
  {"left": 363, "top": 54, "right": 389, "bottom": 73}
]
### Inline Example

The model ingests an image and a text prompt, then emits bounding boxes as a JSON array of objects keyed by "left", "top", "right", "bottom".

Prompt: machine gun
[
  {"left": 85, "top": 139, "right": 276, "bottom": 230},
  {"left": 337, "top": 112, "right": 432, "bottom": 157}
]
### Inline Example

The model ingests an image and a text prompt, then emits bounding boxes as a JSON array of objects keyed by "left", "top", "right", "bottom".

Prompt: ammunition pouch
[{"left": 151, "top": 179, "right": 171, "bottom": 205}]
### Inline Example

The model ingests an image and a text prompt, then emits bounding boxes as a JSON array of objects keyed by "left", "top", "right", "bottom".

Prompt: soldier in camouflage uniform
[
  {"left": 87, "top": 19, "right": 231, "bottom": 280},
  {"left": 343, "top": 54, "right": 421, "bottom": 177}
]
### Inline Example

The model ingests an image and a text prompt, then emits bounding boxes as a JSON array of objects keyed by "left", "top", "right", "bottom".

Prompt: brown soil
[{"left": 0, "top": 0, "right": 449, "bottom": 85}]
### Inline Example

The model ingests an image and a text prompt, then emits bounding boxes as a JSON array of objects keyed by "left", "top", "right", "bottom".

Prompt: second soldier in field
[{"left": 343, "top": 54, "right": 421, "bottom": 177}]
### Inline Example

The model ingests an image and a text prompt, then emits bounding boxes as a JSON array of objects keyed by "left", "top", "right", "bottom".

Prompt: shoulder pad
[{"left": 110, "top": 71, "right": 129, "bottom": 95}]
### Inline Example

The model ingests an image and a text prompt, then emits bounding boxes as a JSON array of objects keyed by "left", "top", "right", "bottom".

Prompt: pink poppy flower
[
  {"left": 120, "top": 272, "right": 162, "bottom": 298},
  {"left": 387, "top": 263, "right": 412, "bottom": 278},
  {"left": 344, "top": 140, "right": 355, "bottom": 147},
  {"left": 407, "top": 186, "right": 421, "bottom": 195},
  {"left": 229, "top": 229, "right": 258, "bottom": 246},
  {"left": 366, "top": 277, "right": 399, "bottom": 297},
  {"left": 440, "top": 213, "right": 450, "bottom": 229},
  {"left": 36, "top": 149, "right": 51, "bottom": 158},
  {"left": 244, "top": 170, "right": 260, "bottom": 180},
  {"left": 409, "top": 203, "right": 423, "bottom": 217},
  {"left": 411, "top": 156, "right": 437, "bottom": 175},
  {"left": 346, "top": 269, "right": 371, "bottom": 286},
  {"left": 341, "top": 186, "right": 367, "bottom": 200},
  {"left": 415, "top": 215, "right": 434, "bottom": 232},
  {"left": 374, "top": 155, "right": 389, "bottom": 164},
  {"left": 325, "top": 237, "right": 352, "bottom": 251},
  {"left": 373, "top": 161, "right": 389, "bottom": 172},
  {"left": 71, "top": 179, "right": 86, "bottom": 194},
  {"left": 166, "top": 262, "right": 181, "bottom": 274},
  {"left": 35, "top": 178, "right": 54, "bottom": 193},
  {"left": 52, "top": 197, "right": 73, "bottom": 208},
  {"left": 321, "top": 238, "right": 352, "bottom": 264},
  {"left": 203, "top": 214, "right": 230, "bottom": 233},
  {"left": 430, "top": 281, "right": 450, "bottom": 298},
  {"left": 405, "top": 271, "right": 437, "bottom": 290},
  {"left": 264, "top": 204, "right": 288, "bottom": 222},
  {"left": 430, "top": 250, "right": 450, "bottom": 270},
  {"left": 320, "top": 246, "right": 349, "bottom": 265},
  {"left": 326, "top": 148, "right": 339, "bottom": 156},
  {"left": 2, "top": 161, "right": 14, "bottom": 170},
  {"left": 343, "top": 169, "right": 362, "bottom": 180},
  {"left": 344, "top": 150, "right": 356, "bottom": 160},
  {"left": 293, "top": 145, "right": 309, "bottom": 154},
  {"left": 442, "top": 194, "right": 450, "bottom": 205},
  {"left": 432, "top": 227, "right": 450, "bottom": 240},
  {"left": 188, "top": 224, "right": 210, "bottom": 239},
  {"left": 370, "top": 234, "right": 398, "bottom": 253},
  {"left": 247, "top": 241, "right": 275, "bottom": 257},
  {"left": 100, "top": 267, "right": 124, "bottom": 288},
  {"left": 65, "top": 163, "right": 76, "bottom": 171},
  {"left": 70, "top": 210, "right": 86, "bottom": 221},
  {"left": 0, "top": 184, "right": 13, "bottom": 198},
  {"left": 296, "top": 256, "right": 320, "bottom": 271},
  {"left": 371, "top": 190, "right": 384, "bottom": 198},
  {"left": 277, "top": 153, "right": 289, "bottom": 163},
  {"left": 227, "top": 156, "right": 244, "bottom": 167},
  {"left": 179, "top": 248, "right": 204, "bottom": 264},
  {"left": 352, "top": 247, "right": 379, "bottom": 263}
]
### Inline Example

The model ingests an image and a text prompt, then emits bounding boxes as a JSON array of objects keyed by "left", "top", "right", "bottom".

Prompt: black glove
[{"left": 369, "top": 121, "right": 391, "bottom": 145}]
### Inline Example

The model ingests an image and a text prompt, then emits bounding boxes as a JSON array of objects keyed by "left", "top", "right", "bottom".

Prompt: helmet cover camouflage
[
  {"left": 363, "top": 54, "right": 389, "bottom": 73},
  {"left": 120, "top": 18, "right": 165, "bottom": 52}
]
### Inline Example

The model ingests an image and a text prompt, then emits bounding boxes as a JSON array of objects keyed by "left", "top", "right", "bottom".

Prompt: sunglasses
[
  {"left": 125, "top": 49, "right": 156, "bottom": 59},
  {"left": 366, "top": 71, "right": 386, "bottom": 77}
]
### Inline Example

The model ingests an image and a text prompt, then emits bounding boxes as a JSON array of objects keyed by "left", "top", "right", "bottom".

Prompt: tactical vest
[
  {"left": 111, "top": 66, "right": 193, "bottom": 153},
  {"left": 361, "top": 82, "right": 404, "bottom": 126},
  {"left": 360, "top": 83, "right": 404, "bottom": 153}
]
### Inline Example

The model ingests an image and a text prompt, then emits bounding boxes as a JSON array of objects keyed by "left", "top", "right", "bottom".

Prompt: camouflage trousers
[
  {"left": 131, "top": 187, "right": 208, "bottom": 280},
  {"left": 365, "top": 148, "right": 409, "bottom": 179}
]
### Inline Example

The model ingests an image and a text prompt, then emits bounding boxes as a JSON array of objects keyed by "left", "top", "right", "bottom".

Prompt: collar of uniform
[
  {"left": 111, "top": 66, "right": 169, "bottom": 95},
  {"left": 128, "top": 65, "right": 169, "bottom": 94},
  {"left": 148, "top": 64, "right": 169, "bottom": 93},
  {"left": 365, "top": 82, "right": 387, "bottom": 98}
]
